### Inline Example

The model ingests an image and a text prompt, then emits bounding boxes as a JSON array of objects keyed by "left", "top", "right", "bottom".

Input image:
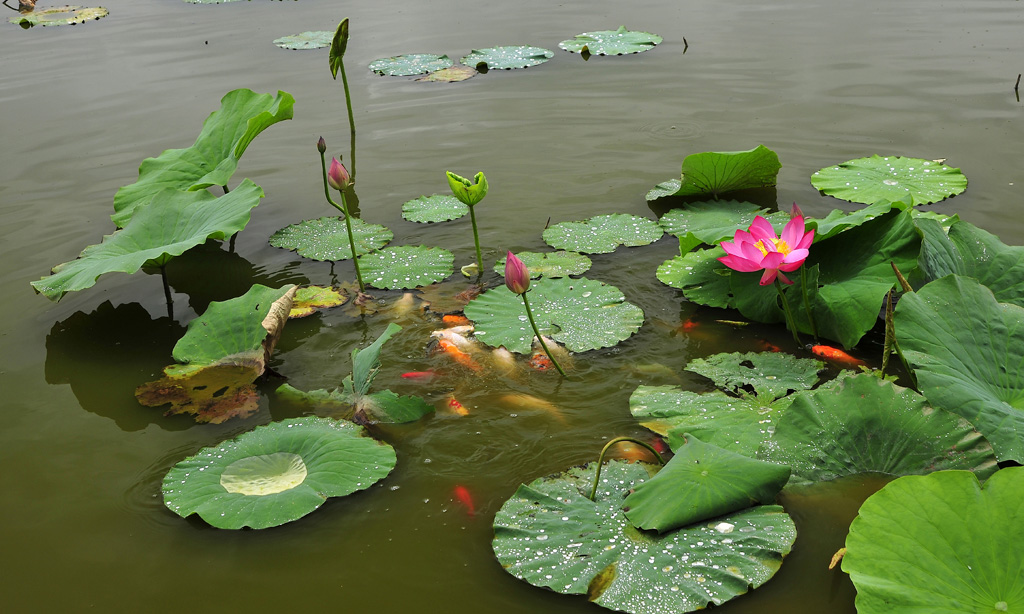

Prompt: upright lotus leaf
[
  {"left": 32, "top": 180, "right": 264, "bottom": 302},
  {"left": 658, "top": 201, "right": 788, "bottom": 255},
  {"left": 356, "top": 246, "right": 454, "bottom": 290},
  {"left": 10, "top": 6, "right": 108, "bottom": 27},
  {"left": 460, "top": 46, "right": 554, "bottom": 70},
  {"left": 163, "top": 416, "right": 397, "bottom": 529},
  {"left": 493, "top": 460, "right": 796, "bottom": 613},
  {"left": 136, "top": 284, "right": 296, "bottom": 423},
  {"left": 274, "top": 31, "right": 333, "bottom": 50},
  {"left": 759, "top": 374, "right": 998, "bottom": 485},
  {"left": 465, "top": 276, "right": 644, "bottom": 354},
  {"left": 112, "top": 89, "right": 294, "bottom": 227},
  {"left": 654, "top": 146, "right": 782, "bottom": 199},
  {"left": 557, "top": 26, "right": 663, "bottom": 55},
  {"left": 624, "top": 436, "right": 791, "bottom": 532},
  {"left": 269, "top": 216, "right": 393, "bottom": 262},
  {"left": 289, "top": 285, "right": 349, "bottom": 318},
  {"left": 328, "top": 18, "right": 349, "bottom": 77},
  {"left": 368, "top": 54, "right": 453, "bottom": 76},
  {"left": 917, "top": 217, "right": 1024, "bottom": 307},
  {"left": 843, "top": 467, "right": 1024, "bottom": 613},
  {"left": 351, "top": 323, "right": 401, "bottom": 397},
  {"left": 630, "top": 385, "right": 793, "bottom": 458},
  {"left": 401, "top": 195, "right": 468, "bottom": 223},
  {"left": 895, "top": 275, "right": 1024, "bottom": 462},
  {"left": 494, "top": 251, "right": 592, "bottom": 279},
  {"left": 811, "top": 155, "right": 967, "bottom": 206},
  {"left": 542, "top": 214, "right": 663, "bottom": 254},
  {"left": 685, "top": 351, "right": 824, "bottom": 403},
  {"left": 656, "top": 247, "right": 733, "bottom": 308}
]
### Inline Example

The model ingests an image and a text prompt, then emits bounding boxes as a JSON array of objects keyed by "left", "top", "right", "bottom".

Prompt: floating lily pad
[
  {"left": 416, "top": 65, "right": 477, "bottom": 83},
  {"left": 656, "top": 247, "right": 733, "bottom": 308},
  {"left": 542, "top": 214, "right": 663, "bottom": 254},
  {"left": 10, "top": 5, "right": 108, "bottom": 27},
  {"left": 843, "top": 467, "right": 1024, "bottom": 613},
  {"left": 759, "top": 374, "right": 998, "bottom": 485},
  {"left": 646, "top": 179, "right": 682, "bottom": 202},
  {"left": 357, "top": 246, "right": 454, "bottom": 290},
  {"left": 184, "top": 0, "right": 245, "bottom": 3},
  {"left": 811, "top": 155, "right": 967, "bottom": 206},
  {"left": 624, "top": 436, "right": 791, "bottom": 532},
  {"left": 163, "top": 416, "right": 397, "bottom": 529},
  {"left": 895, "top": 275, "right": 1024, "bottom": 462},
  {"left": 368, "top": 54, "right": 453, "bottom": 76},
  {"left": 112, "top": 89, "right": 294, "bottom": 227},
  {"left": 269, "top": 216, "right": 393, "bottom": 262},
  {"left": 686, "top": 351, "right": 825, "bottom": 403},
  {"left": 289, "top": 285, "right": 349, "bottom": 318},
  {"left": 655, "top": 146, "right": 782, "bottom": 200},
  {"left": 465, "top": 276, "right": 644, "bottom": 354},
  {"left": 460, "top": 46, "right": 554, "bottom": 70},
  {"left": 136, "top": 284, "right": 295, "bottom": 423},
  {"left": 494, "top": 251, "right": 592, "bottom": 279},
  {"left": 493, "top": 460, "right": 795, "bottom": 613},
  {"left": 32, "top": 181, "right": 264, "bottom": 302},
  {"left": 401, "top": 195, "right": 469, "bottom": 223},
  {"left": 274, "top": 31, "right": 333, "bottom": 50},
  {"left": 558, "top": 25, "right": 663, "bottom": 55},
  {"left": 659, "top": 201, "right": 789, "bottom": 254}
]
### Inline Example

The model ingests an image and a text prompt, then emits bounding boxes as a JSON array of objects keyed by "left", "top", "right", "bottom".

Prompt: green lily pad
[
  {"left": 843, "top": 467, "right": 1024, "bottom": 613},
  {"left": 401, "top": 194, "right": 469, "bottom": 223},
  {"left": 10, "top": 5, "right": 108, "bottom": 27},
  {"left": 895, "top": 275, "right": 1024, "bottom": 462},
  {"left": 656, "top": 246, "right": 733, "bottom": 309},
  {"left": 112, "top": 89, "right": 294, "bottom": 227},
  {"left": 494, "top": 251, "right": 592, "bottom": 279},
  {"left": 542, "top": 213, "right": 663, "bottom": 254},
  {"left": 629, "top": 387, "right": 793, "bottom": 458},
  {"left": 274, "top": 31, "right": 333, "bottom": 50},
  {"left": 686, "top": 351, "right": 825, "bottom": 403},
  {"left": 624, "top": 436, "right": 791, "bottom": 532},
  {"left": 357, "top": 246, "right": 454, "bottom": 290},
  {"left": 493, "top": 460, "right": 795, "bottom": 613},
  {"left": 646, "top": 178, "right": 682, "bottom": 202},
  {"left": 465, "top": 276, "right": 644, "bottom": 354},
  {"left": 268, "top": 216, "right": 393, "bottom": 262},
  {"left": 460, "top": 46, "right": 554, "bottom": 70},
  {"left": 32, "top": 180, "right": 264, "bottom": 302},
  {"left": 163, "top": 416, "right": 397, "bottom": 529},
  {"left": 415, "top": 65, "right": 478, "bottom": 83},
  {"left": 558, "top": 26, "right": 663, "bottom": 55},
  {"left": 289, "top": 285, "right": 349, "bottom": 318},
  {"left": 135, "top": 284, "right": 295, "bottom": 423},
  {"left": 811, "top": 155, "right": 967, "bottom": 206},
  {"left": 759, "top": 373, "right": 998, "bottom": 485},
  {"left": 659, "top": 201, "right": 788, "bottom": 254},
  {"left": 809, "top": 199, "right": 901, "bottom": 241},
  {"left": 661, "top": 145, "right": 782, "bottom": 199},
  {"left": 368, "top": 54, "right": 453, "bottom": 76},
  {"left": 417, "top": 280, "right": 482, "bottom": 314}
]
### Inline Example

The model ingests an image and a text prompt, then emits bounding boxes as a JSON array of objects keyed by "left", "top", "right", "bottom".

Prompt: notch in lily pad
[
  {"left": 162, "top": 416, "right": 397, "bottom": 529},
  {"left": 558, "top": 26, "right": 662, "bottom": 55}
]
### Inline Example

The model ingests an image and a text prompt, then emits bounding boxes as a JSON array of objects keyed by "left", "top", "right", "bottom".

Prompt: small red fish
[
  {"left": 679, "top": 317, "right": 700, "bottom": 333},
  {"left": 442, "top": 314, "right": 472, "bottom": 327},
  {"left": 453, "top": 484, "right": 475, "bottom": 516},
  {"left": 809, "top": 344, "right": 866, "bottom": 368},
  {"left": 759, "top": 339, "right": 782, "bottom": 353},
  {"left": 447, "top": 394, "right": 469, "bottom": 416},
  {"left": 401, "top": 371, "right": 436, "bottom": 380},
  {"left": 650, "top": 437, "right": 669, "bottom": 455}
]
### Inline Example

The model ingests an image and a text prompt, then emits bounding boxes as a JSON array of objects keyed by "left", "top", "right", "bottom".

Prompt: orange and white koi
[
  {"left": 808, "top": 344, "right": 866, "bottom": 368},
  {"left": 498, "top": 392, "right": 565, "bottom": 423},
  {"left": 437, "top": 338, "right": 483, "bottom": 371},
  {"left": 529, "top": 336, "right": 572, "bottom": 372},
  {"left": 446, "top": 394, "right": 470, "bottom": 416},
  {"left": 453, "top": 484, "right": 475, "bottom": 516},
  {"left": 490, "top": 347, "right": 517, "bottom": 374}
]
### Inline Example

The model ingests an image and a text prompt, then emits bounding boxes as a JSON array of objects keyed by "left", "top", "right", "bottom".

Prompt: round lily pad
[
  {"left": 811, "top": 155, "right": 968, "bottom": 206},
  {"left": 558, "top": 26, "right": 663, "bottom": 55},
  {"left": 162, "top": 416, "right": 397, "bottom": 529},
  {"left": 493, "top": 460, "right": 796, "bottom": 613},
  {"left": 357, "top": 245, "right": 454, "bottom": 290},
  {"left": 460, "top": 46, "right": 554, "bottom": 70},
  {"left": 10, "top": 5, "right": 108, "bottom": 26},
  {"left": 401, "top": 195, "right": 468, "bottom": 223},
  {"left": 464, "top": 276, "right": 644, "bottom": 354},
  {"left": 269, "top": 216, "right": 393, "bottom": 262},
  {"left": 368, "top": 54, "right": 453, "bottom": 76},
  {"left": 647, "top": 178, "right": 682, "bottom": 202},
  {"left": 273, "top": 31, "right": 333, "bottom": 50},
  {"left": 543, "top": 213, "right": 664, "bottom": 254},
  {"left": 494, "top": 251, "right": 592, "bottom": 279}
]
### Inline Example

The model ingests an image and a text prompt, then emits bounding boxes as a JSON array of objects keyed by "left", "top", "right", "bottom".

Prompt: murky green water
[{"left": 2, "top": 0, "right": 1021, "bottom": 611}]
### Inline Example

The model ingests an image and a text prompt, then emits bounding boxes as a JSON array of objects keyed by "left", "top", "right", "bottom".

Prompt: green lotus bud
[
  {"left": 317, "top": 136, "right": 326, "bottom": 153},
  {"left": 446, "top": 171, "right": 488, "bottom": 207}
]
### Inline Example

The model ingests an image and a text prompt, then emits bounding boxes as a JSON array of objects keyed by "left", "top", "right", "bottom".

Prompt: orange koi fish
[
  {"left": 529, "top": 350, "right": 554, "bottom": 371},
  {"left": 529, "top": 336, "right": 572, "bottom": 372},
  {"left": 453, "top": 485, "right": 475, "bottom": 516},
  {"left": 443, "top": 314, "right": 472, "bottom": 327},
  {"left": 808, "top": 344, "right": 866, "bottom": 368},
  {"left": 608, "top": 441, "right": 659, "bottom": 463},
  {"left": 446, "top": 394, "right": 469, "bottom": 416},
  {"left": 437, "top": 338, "right": 482, "bottom": 371},
  {"left": 401, "top": 371, "right": 436, "bottom": 381},
  {"left": 759, "top": 339, "right": 783, "bottom": 353},
  {"left": 679, "top": 317, "right": 700, "bottom": 333}
]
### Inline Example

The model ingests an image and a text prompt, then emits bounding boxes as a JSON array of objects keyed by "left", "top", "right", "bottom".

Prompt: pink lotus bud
[
  {"left": 504, "top": 251, "right": 530, "bottom": 295},
  {"left": 328, "top": 157, "right": 352, "bottom": 190},
  {"left": 317, "top": 136, "right": 326, "bottom": 153},
  {"left": 790, "top": 202, "right": 804, "bottom": 218}
]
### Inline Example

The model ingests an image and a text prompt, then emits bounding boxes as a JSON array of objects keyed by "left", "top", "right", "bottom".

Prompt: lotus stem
[
  {"left": 319, "top": 149, "right": 365, "bottom": 292},
  {"left": 775, "top": 278, "right": 802, "bottom": 347},
  {"left": 800, "top": 266, "right": 818, "bottom": 340},
  {"left": 881, "top": 290, "right": 895, "bottom": 375},
  {"left": 521, "top": 293, "right": 567, "bottom": 378},
  {"left": 339, "top": 60, "right": 356, "bottom": 177},
  {"left": 468, "top": 204, "right": 483, "bottom": 274},
  {"left": 588, "top": 436, "right": 665, "bottom": 501},
  {"left": 160, "top": 265, "right": 173, "bottom": 320}
]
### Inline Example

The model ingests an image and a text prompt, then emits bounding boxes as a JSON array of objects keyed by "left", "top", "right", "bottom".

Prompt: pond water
[{"left": 1, "top": 0, "right": 1021, "bottom": 611}]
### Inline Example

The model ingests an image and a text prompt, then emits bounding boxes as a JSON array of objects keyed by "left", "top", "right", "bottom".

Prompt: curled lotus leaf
[
  {"left": 357, "top": 246, "right": 454, "bottom": 290},
  {"left": 162, "top": 416, "right": 397, "bottom": 529},
  {"left": 269, "top": 216, "right": 393, "bottom": 262},
  {"left": 558, "top": 25, "right": 663, "bottom": 55},
  {"left": 811, "top": 155, "right": 967, "bottom": 206},
  {"left": 401, "top": 195, "right": 469, "bottom": 223},
  {"left": 368, "top": 54, "right": 453, "bottom": 76},
  {"left": 543, "top": 213, "right": 663, "bottom": 254},
  {"left": 460, "top": 46, "right": 554, "bottom": 70},
  {"left": 494, "top": 251, "right": 592, "bottom": 279},
  {"left": 274, "top": 31, "right": 333, "bottom": 50},
  {"left": 11, "top": 5, "right": 108, "bottom": 27}
]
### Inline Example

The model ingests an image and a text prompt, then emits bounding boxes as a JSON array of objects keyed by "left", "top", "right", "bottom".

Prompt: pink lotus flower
[{"left": 718, "top": 215, "right": 813, "bottom": 285}]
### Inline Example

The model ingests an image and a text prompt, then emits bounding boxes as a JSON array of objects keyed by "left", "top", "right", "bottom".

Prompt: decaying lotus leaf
[
  {"left": 416, "top": 65, "right": 477, "bottom": 83},
  {"left": 11, "top": 5, "right": 109, "bottom": 27},
  {"left": 136, "top": 356, "right": 262, "bottom": 424},
  {"left": 289, "top": 285, "right": 350, "bottom": 319}
]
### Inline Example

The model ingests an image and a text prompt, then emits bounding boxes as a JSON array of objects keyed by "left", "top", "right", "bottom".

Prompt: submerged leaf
[
  {"left": 558, "top": 26, "right": 663, "bottom": 55},
  {"left": 269, "top": 216, "right": 393, "bottom": 262},
  {"left": 811, "top": 155, "right": 967, "bottom": 206},
  {"left": 460, "top": 46, "right": 554, "bottom": 70},
  {"left": 542, "top": 213, "right": 663, "bottom": 254},
  {"left": 415, "top": 65, "right": 478, "bottom": 83},
  {"left": 369, "top": 54, "right": 453, "bottom": 76}
]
